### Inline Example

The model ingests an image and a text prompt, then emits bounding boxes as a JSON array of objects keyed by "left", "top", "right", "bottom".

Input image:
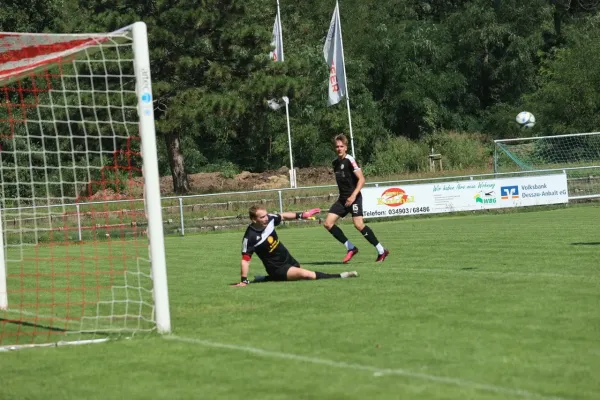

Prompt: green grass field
[{"left": 1, "top": 204, "right": 599, "bottom": 400}]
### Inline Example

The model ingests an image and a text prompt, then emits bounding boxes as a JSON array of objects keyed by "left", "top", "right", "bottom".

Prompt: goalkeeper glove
[{"left": 297, "top": 208, "right": 321, "bottom": 220}]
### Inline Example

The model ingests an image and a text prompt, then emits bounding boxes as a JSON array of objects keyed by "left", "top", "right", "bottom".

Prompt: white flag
[
  {"left": 267, "top": 99, "right": 282, "bottom": 110},
  {"left": 267, "top": 96, "right": 289, "bottom": 110},
  {"left": 270, "top": 13, "right": 284, "bottom": 62},
  {"left": 323, "top": 2, "right": 346, "bottom": 106}
]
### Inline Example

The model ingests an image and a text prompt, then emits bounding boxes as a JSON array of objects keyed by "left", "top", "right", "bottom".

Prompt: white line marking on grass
[
  {"left": 165, "top": 335, "right": 568, "bottom": 400},
  {"left": 396, "top": 267, "right": 597, "bottom": 280}
]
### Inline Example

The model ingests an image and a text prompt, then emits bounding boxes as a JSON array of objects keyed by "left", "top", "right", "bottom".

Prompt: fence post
[
  {"left": 0, "top": 207, "right": 7, "bottom": 309},
  {"left": 278, "top": 191, "right": 283, "bottom": 214},
  {"left": 76, "top": 204, "right": 82, "bottom": 242},
  {"left": 493, "top": 143, "right": 498, "bottom": 174},
  {"left": 178, "top": 197, "right": 185, "bottom": 236}
]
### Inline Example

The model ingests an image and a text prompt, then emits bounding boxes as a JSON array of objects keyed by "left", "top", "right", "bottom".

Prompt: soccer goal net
[
  {"left": 0, "top": 22, "right": 170, "bottom": 350},
  {"left": 494, "top": 132, "right": 600, "bottom": 199}
]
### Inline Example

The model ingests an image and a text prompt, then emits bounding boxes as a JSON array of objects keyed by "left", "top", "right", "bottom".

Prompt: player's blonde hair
[
  {"left": 248, "top": 205, "right": 267, "bottom": 220},
  {"left": 333, "top": 134, "right": 348, "bottom": 146}
]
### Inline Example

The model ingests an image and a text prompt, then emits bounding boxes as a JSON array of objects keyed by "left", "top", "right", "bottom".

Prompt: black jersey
[
  {"left": 332, "top": 154, "right": 361, "bottom": 200},
  {"left": 241, "top": 214, "right": 297, "bottom": 270}
]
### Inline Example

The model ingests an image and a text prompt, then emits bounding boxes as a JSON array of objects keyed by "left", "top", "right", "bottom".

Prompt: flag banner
[
  {"left": 323, "top": 2, "right": 346, "bottom": 106},
  {"left": 270, "top": 14, "right": 283, "bottom": 62},
  {"left": 267, "top": 98, "right": 282, "bottom": 110}
]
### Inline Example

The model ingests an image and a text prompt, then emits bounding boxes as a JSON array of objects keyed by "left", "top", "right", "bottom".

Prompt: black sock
[
  {"left": 315, "top": 271, "right": 341, "bottom": 279},
  {"left": 360, "top": 225, "right": 380, "bottom": 247},
  {"left": 327, "top": 225, "right": 348, "bottom": 245}
]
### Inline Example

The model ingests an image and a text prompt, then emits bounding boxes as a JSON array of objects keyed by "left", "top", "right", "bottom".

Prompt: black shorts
[
  {"left": 264, "top": 257, "right": 300, "bottom": 281},
  {"left": 328, "top": 195, "right": 363, "bottom": 218}
]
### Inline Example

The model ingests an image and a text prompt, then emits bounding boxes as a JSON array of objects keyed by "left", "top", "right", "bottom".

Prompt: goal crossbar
[
  {"left": 494, "top": 131, "right": 600, "bottom": 143},
  {"left": 0, "top": 26, "right": 133, "bottom": 84}
]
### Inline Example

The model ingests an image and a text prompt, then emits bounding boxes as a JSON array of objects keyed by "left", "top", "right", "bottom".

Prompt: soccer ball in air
[{"left": 515, "top": 111, "right": 535, "bottom": 129}]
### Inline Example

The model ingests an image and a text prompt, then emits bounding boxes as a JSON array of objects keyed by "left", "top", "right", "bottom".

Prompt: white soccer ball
[{"left": 516, "top": 111, "right": 536, "bottom": 129}]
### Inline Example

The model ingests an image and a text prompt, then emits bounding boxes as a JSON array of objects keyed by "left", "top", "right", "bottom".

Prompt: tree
[
  {"left": 447, "top": 0, "right": 553, "bottom": 109},
  {"left": 9, "top": 0, "right": 597, "bottom": 183},
  {"left": 77, "top": 0, "right": 300, "bottom": 193},
  {"left": 526, "top": 13, "right": 600, "bottom": 135},
  {"left": 0, "top": 0, "right": 68, "bottom": 32}
]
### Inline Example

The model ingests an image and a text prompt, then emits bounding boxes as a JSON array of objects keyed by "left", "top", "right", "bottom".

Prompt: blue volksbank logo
[{"left": 500, "top": 186, "right": 519, "bottom": 200}]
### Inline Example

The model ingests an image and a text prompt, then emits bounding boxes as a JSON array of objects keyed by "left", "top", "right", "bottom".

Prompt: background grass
[{"left": 0, "top": 204, "right": 599, "bottom": 400}]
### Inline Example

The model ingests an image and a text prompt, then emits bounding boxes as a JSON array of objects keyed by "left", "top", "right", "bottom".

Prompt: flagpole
[
  {"left": 335, "top": 1, "right": 355, "bottom": 158},
  {"left": 276, "top": 0, "right": 284, "bottom": 62},
  {"left": 283, "top": 97, "right": 296, "bottom": 188},
  {"left": 270, "top": 3, "right": 293, "bottom": 185},
  {"left": 276, "top": 1, "right": 292, "bottom": 185}
]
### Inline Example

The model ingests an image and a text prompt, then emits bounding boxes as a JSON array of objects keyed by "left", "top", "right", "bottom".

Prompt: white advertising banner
[{"left": 362, "top": 173, "right": 569, "bottom": 219}]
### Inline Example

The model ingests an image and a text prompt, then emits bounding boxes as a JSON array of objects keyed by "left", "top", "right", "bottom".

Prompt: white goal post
[
  {"left": 0, "top": 22, "right": 171, "bottom": 349},
  {"left": 494, "top": 132, "right": 600, "bottom": 200},
  {"left": 132, "top": 22, "right": 171, "bottom": 335}
]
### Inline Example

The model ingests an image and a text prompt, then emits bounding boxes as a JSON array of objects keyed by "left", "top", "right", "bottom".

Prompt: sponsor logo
[
  {"left": 139, "top": 68, "right": 153, "bottom": 116},
  {"left": 474, "top": 190, "right": 496, "bottom": 204},
  {"left": 500, "top": 186, "right": 519, "bottom": 200},
  {"left": 377, "top": 187, "right": 415, "bottom": 207},
  {"left": 139, "top": 67, "right": 152, "bottom": 104},
  {"left": 329, "top": 64, "right": 339, "bottom": 93},
  {"left": 140, "top": 68, "right": 151, "bottom": 92},
  {"left": 267, "top": 236, "right": 279, "bottom": 253},
  {"left": 517, "top": 182, "right": 567, "bottom": 198},
  {"left": 521, "top": 189, "right": 568, "bottom": 198},
  {"left": 521, "top": 183, "right": 547, "bottom": 191},
  {"left": 141, "top": 92, "right": 152, "bottom": 103}
]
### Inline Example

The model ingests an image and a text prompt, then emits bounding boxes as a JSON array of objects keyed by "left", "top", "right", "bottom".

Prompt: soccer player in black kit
[
  {"left": 324, "top": 134, "right": 389, "bottom": 263},
  {"left": 232, "top": 205, "right": 359, "bottom": 286}
]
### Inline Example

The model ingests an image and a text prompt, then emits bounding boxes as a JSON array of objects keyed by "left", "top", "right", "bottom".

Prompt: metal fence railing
[{"left": 2, "top": 168, "right": 597, "bottom": 243}]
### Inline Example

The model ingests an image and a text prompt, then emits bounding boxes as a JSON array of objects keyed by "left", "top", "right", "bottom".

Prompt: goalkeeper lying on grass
[{"left": 232, "top": 205, "right": 358, "bottom": 287}]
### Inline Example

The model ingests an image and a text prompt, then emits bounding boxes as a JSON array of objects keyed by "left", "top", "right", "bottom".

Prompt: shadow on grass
[
  {"left": 571, "top": 242, "right": 600, "bottom": 246},
  {"left": 0, "top": 317, "right": 68, "bottom": 333},
  {"left": 302, "top": 261, "right": 344, "bottom": 266}
]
